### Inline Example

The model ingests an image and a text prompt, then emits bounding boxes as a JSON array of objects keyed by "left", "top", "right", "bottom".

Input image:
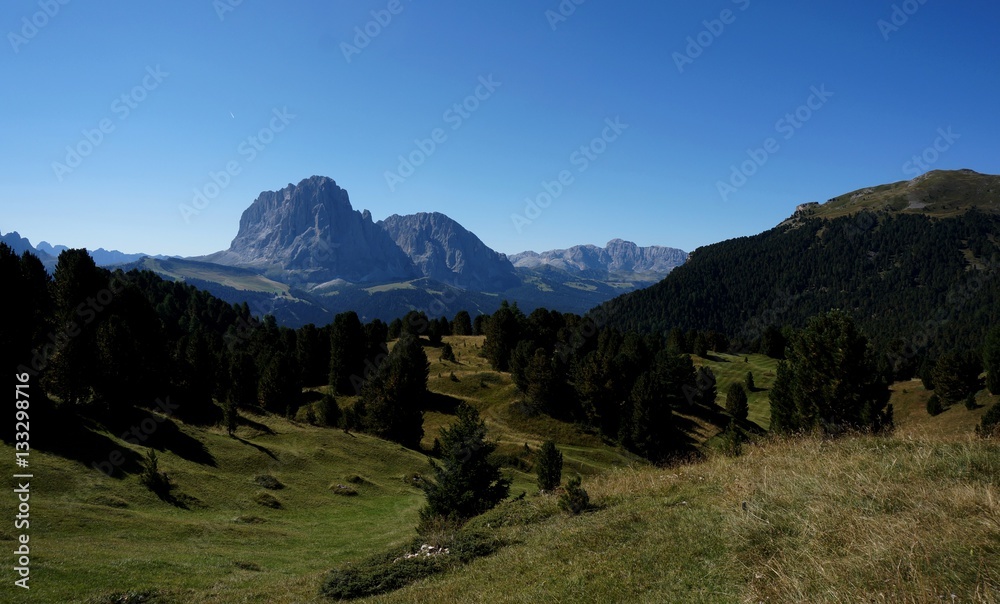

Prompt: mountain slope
[{"left": 599, "top": 170, "right": 1000, "bottom": 362}]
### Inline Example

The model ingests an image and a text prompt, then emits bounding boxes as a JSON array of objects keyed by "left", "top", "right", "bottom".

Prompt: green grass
[
  {"left": 2, "top": 415, "right": 430, "bottom": 603},
  {"left": 693, "top": 351, "right": 780, "bottom": 431},
  {"left": 9, "top": 336, "right": 998, "bottom": 603},
  {"left": 141, "top": 258, "right": 289, "bottom": 294}
]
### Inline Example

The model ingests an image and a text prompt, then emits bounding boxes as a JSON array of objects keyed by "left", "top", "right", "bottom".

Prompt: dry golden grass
[{"left": 367, "top": 434, "right": 1000, "bottom": 604}]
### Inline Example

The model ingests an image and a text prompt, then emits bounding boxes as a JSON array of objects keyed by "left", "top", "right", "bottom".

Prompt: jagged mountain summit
[
  {"left": 108, "top": 175, "right": 685, "bottom": 324},
  {"left": 380, "top": 212, "right": 520, "bottom": 291},
  {"left": 201, "top": 176, "right": 418, "bottom": 284},
  {"left": 200, "top": 176, "right": 523, "bottom": 291},
  {"left": 510, "top": 239, "right": 688, "bottom": 276}
]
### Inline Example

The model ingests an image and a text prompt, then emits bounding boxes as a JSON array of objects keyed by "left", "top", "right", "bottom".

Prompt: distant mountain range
[
  {"left": 0, "top": 231, "right": 174, "bottom": 272},
  {"left": 4, "top": 176, "right": 686, "bottom": 325},
  {"left": 510, "top": 240, "right": 688, "bottom": 277}
]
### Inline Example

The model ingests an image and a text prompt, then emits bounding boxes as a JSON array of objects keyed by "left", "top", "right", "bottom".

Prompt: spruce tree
[
  {"left": 451, "top": 310, "right": 473, "bottom": 336},
  {"left": 726, "top": 383, "right": 749, "bottom": 420},
  {"left": 421, "top": 403, "right": 509, "bottom": 521},
  {"left": 745, "top": 371, "right": 756, "bottom": 392},
  {"left": 329, "top": 311, "right": 366, "bottom": 395},
  {"left": 768, "top": 310, "right": 890, "bottom": 435},
  {"left": 536, "top": 440, "right": 563, "bottom": 492},
  {"left": 358, "top": 333, "right": 427, "bottom": 448}
]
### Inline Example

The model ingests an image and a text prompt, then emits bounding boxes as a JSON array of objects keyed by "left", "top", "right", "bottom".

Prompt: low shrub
[
  {"left": 254, "top": 492, "right": 282, "bottom": 509},
  {"left": 926, "top": 394, "right": 944, "bottom": 416},
  {"left": 559, "top": 476, "right": 590, "bottom": 515},
  {"left": 976, "top": 403, "right": 1000, "bottom": 438},
  {"left": 319, "top": 526, "right": 503, "bottom": 600},
  {"left": 254, "top": 474, "right": 284, "bottom": 490}
]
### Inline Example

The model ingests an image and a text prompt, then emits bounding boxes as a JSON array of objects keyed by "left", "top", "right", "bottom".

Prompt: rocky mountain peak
[
  {"left": 379, "top": 212, "right": 519, "bottom": 291},
  {"left": 208, "top": 176, "right": 417, "bottom": 284}
]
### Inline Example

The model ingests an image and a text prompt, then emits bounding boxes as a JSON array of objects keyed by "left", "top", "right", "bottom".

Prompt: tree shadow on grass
[
  {"left": 424, "top": 391, "right": 464, "bottom": 414},
  {"left": 234, "top": 436, "right": 278, "bottom": 460},
  {"left": 105, "top": 407, "right": 216, "bottom": 467},
  {"left": 237, "top": 413, "right": 276, "bottom": 435}
]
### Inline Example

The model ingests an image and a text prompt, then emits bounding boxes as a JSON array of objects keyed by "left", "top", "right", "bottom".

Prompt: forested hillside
[{"left": 599, "top": 209, "right": 1000, "bottom": 375}]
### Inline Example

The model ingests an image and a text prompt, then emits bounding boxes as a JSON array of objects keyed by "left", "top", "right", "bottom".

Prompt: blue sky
[{"left": 2, "top": 1, "right": 998, "bottom": 258}]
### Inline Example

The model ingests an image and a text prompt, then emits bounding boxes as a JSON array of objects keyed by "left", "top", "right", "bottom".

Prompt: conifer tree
[
  {"left": 358, "top": 333, "right": 427, "bottom": 448},
  {"left": 726, "top": 383, "right": 749, "bottom": 420},
  {"left": 768, "top": 310, "right": 890, "bottom": 434},
  {"left": 536, "top": 440, "right": 563, "bottom": 492},
  {"left": 421, "top": 403, "right": 509, "bottom": 521}
]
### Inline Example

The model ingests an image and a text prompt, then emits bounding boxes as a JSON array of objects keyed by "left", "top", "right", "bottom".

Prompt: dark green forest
[{"left": 599, "top": 210, "right": 1000, "bottom": 380}]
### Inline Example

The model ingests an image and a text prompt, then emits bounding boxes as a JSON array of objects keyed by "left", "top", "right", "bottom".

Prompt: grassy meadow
[{"left": 3, "top": 337, "right": 998, "bottom": 603}]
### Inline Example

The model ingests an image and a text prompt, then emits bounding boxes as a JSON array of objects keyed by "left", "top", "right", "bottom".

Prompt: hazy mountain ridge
[{"left": 510, "top": 239, "right": 687, "bottom": 276}]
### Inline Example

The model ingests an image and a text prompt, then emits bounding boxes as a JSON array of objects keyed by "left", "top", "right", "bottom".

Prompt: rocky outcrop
[{"left": 379, "top": 212, "right": 519, "bottom": 291}]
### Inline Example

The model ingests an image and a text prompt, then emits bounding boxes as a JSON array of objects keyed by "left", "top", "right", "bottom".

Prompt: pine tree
[
  {"left": 926, "top": 394, "right": 943, "bottom": 416},
  {"left": 358, "top": 333, "right": 427, "bottom": 448},
  {"left": 317, "top": 392, "right": 341, "bottom": 427},
  {"left": 536, "top": 440, "right": 563, "bottom": 492},
  {"left": 439, "top": 343, "right": 456, "bottom": 363},
  {"left": 223, "top": 397, "right": 238, "bottom": 436},
  {"left": 721, "top": 419, "right": 744, "bottom": 457},
  {"left": 46, "top": 249, "right": 107, "bottom": 406},
  {"left": 421, "top": 403, "right": 510, "bottom": 521},
  {"left": 745, "top": 371, "right": 756, "bottom": 392},
  {"left": 451, "top": 310, "right": 473, "bottom": 336},
  {"left": 483, "top": 301, "right": 523, "bottom": 372},
  {"left": 768, "top": 310, "right": 890, "bottom": 435},
  {"left": 932, "top": 351, "right": 981, "bottom": 405},
  {"left": 726, "top": 383, "right": 749, "bottom": 420},
  {"left": 329, "top": 311, "right": 366, "bottom": 395}
]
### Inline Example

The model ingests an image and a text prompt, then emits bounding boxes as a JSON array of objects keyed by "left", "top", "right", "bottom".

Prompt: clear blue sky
[{"left": 2, "top": 1, "right": 998, "bottom": 258}]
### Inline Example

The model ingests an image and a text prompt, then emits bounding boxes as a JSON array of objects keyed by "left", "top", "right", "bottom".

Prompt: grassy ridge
[{"left": 362, "top": 435, "right": 1000, "bottom": 604}]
